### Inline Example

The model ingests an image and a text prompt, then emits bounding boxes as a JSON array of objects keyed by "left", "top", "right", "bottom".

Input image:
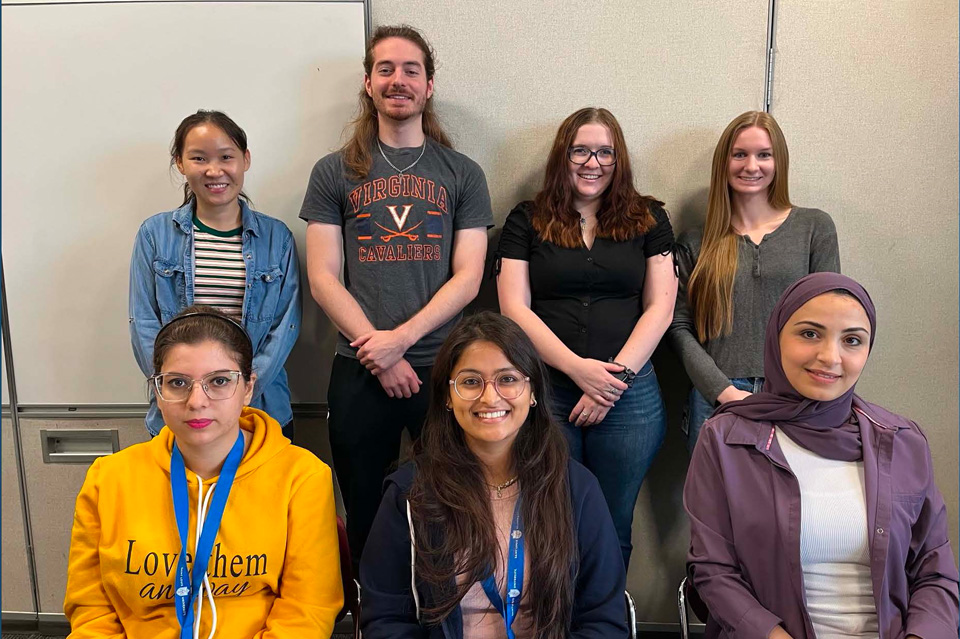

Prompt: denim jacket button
[
  {"left": 164, "top": 269, "right": 170, "bottom": 275},
  {"left": 876, "top": 527, "right": 884, "bottom": 534}
]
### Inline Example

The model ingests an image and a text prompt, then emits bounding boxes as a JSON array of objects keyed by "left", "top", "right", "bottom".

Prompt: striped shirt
[{"left": 193, "top": 216, "right": 246, "bottom": 319}]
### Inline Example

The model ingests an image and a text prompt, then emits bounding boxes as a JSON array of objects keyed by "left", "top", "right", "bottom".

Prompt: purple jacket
[{"left": 684, "top": 396, "right": 959, "bottom": 639}]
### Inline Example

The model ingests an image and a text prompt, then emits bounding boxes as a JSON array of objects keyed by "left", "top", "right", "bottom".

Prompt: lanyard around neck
[
  {"left": 480, "top": 497, "right": 524, "bottom": 639},
  {"left": 170, "top": 431, "right": 244, "bottom": 639}
]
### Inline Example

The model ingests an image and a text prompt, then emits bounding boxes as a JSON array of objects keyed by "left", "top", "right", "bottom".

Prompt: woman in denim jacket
[{"left": 129, "top": 110, "right": 301, "bottom": 437}]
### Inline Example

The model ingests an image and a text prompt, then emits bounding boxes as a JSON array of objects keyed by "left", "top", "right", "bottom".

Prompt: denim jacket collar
[{"left": 171, "top": 198, "right": 262, "bottom": 238}]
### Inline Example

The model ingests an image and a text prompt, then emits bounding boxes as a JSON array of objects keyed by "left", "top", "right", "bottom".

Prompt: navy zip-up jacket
[{"left": 359, "top": 460, "right": 628, "bottom": 639}]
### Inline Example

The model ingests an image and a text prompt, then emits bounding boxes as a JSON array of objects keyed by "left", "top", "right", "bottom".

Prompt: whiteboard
[{"left": 1, "top": 1, "right": 365, "bottom": 404}]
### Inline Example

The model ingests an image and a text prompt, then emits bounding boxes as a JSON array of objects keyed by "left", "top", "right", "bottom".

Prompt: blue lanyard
[
  {"left": 480, "top": 497, "right": 524, "bottom": 639},
  {"left": 170, "top": 431, "right": 244, "bottom": 639}
]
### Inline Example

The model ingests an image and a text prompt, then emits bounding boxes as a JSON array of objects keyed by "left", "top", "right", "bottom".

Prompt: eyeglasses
[
  {"left": 449, "top": 371, "right": 530, "bottom": 401},
  {"left": 150, "top": 370, "right": 243, "bottom": 402},
  {"left": 568, "top": 146, "right": 617, "bottom": 166}
]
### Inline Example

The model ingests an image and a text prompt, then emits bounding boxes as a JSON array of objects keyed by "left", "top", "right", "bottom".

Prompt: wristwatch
[{"left": 608, "top": 359, "right": 637, "bottom": 388}]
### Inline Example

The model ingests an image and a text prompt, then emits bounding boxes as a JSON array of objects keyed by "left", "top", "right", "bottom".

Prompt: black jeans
[{"left": 327, "top": 354, "right": 432, "bottom": 574}]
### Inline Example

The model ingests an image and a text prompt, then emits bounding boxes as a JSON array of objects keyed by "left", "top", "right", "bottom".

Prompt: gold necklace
[{"left": 489, "top": 475, "right": 519, "bottom": 499}]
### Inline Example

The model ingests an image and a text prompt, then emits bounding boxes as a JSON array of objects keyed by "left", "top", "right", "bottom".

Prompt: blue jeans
[
  {"left": 551, "top": 360, "right": 666, "bottom": 570},
  {"left": 683, "top": 377, "right": 764, "bottom": 452}
]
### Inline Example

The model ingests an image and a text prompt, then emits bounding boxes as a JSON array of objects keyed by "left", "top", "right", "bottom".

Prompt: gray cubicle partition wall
[
  {"left": 772, "top": 0, "right": 960, "bottom": 557},
  {"left": 1, "top": 0, "right": 367, "bottom": 620},
  {"left": 370, "top": 0, "right": 960, "bottom": 624}
]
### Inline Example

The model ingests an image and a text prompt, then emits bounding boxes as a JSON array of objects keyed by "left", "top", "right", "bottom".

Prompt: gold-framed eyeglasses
[
  {"left": 449, "top": 371, "right": 530, "bottom": 401},
  {"left": 150, "top": 370, "right": 243, "bottom": 402},
  {"left": 568, "top": 146, "right": 617, "bottom": 166}
]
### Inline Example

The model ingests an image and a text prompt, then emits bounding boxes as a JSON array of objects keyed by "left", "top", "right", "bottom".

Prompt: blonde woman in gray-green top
[{"left": 668, "top": 111, "right": 840, "bottom": 452}]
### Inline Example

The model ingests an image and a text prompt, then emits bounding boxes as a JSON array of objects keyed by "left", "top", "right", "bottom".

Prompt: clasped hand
[{"left": 352, "top": 329, "right": 411, "bottom": 374}]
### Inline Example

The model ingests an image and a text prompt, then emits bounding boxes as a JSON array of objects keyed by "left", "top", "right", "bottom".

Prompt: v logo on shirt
[{"left": 387, "top": 204, "right": 414, "bottom": 231}]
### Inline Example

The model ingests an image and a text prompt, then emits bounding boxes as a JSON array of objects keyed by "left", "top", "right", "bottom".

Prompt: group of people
[{"left": 63, "top": 23, "right": 958, "bottom": 639}]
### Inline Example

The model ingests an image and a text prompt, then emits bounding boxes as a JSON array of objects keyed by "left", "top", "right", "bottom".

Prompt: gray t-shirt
[
  {"left": 299, "top": 138, "right": 493, "bottom": 366},
  {"left": 668, "top": 207, "right": 840, "bottom": 404}
]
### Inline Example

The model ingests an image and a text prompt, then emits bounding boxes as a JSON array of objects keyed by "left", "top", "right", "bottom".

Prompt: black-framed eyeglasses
[
  {"left": 150, "top": 370, "right": 243, "bottom": 402},
  {"left": 568, "top": 146, "right": 617, "bottom": 166},
  {"left": 449, "top": 371, "right": 530, "bottom": 401}
]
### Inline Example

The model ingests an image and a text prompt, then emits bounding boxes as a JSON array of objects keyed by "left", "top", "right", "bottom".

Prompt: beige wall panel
[
  {"left": 773, "top": 1, "right": 959, "bottom": 561},
  {"left": 2, "top": 417, "right": 34, "bottom": 613},
  {"left": 20, "top": 419, "right": 149, "bottom": 613},
  {"left": 372, "top": 1, "right": 768, "bottom": 226},
  {"left": 370, "top": 1, "right": 768, "bottom": 622},
  {"left": 1, "top": 1, "right": 364, "bottom": 405}
]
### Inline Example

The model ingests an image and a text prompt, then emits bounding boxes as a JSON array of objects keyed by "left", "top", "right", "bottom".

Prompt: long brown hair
[
  {"left": 532, "top": 107, "right": 662, "bottom": 248},
  {"left": 408, "top": 312, "right": 575, "bottom": 639},
  {"left": 341, "top": 25, "right": 452, "bottom": 180},
  {"left": 687, "top": 111, "right": 792, "bottom": 341}
]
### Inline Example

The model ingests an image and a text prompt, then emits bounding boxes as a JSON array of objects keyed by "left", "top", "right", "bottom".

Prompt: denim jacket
[{"left": 129, "top": 200, "right": 301, "bottom": 434}]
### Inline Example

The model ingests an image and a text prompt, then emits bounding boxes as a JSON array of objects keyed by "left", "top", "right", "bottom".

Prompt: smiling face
[
  {"left": 447, "top": 340, "right": 533, "bottom": 457},
  {"left": 157, "top": 340, "right": 255, "bottom": 453},
  {"left": 176, "top": 124, "right": 250, "bottom": 217},
  {"left": 779, "top": 292, "right": 871, "bottom": 401},
  {"left": 727, "top": 126, "right": 775, "bottom": 197},
  {"left": 364, "top": 36, "right": 434, "bottom": 125},
  {"left": 567, "top": 122, "right": 615, "bottom": 211}
]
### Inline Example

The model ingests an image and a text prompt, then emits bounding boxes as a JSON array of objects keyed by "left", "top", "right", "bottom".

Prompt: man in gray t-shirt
[{"left": 299, "top": 25, "right": 492, "bottom": 570}]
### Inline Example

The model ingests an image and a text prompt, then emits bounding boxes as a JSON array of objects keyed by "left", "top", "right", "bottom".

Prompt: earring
[
  {"left": 445, "top": 405, "right": 452, "bottom": 412},
  {"left": 530, "top": 397, "right": 537, "bottom": 407}
]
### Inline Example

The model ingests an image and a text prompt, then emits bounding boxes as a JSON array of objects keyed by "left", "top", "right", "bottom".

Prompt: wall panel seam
[
  {"left": 1, "top": 259, "right": 40, "bottom": 618},
  {"left": 764, "top": 0, "right": 777, "bottom": 112}
]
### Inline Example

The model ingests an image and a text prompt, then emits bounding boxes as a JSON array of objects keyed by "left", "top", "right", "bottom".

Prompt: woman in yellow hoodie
[{"left": 65, "top": 306, "right": 343, "bottom": 639}]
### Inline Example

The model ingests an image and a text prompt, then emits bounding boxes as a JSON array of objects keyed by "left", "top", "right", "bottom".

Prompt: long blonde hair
[
  {"left": 341, "top": 25, "right": 452, "bottom": 180},
  {"left": 688, "top": 111, "right": 792, "bottom": 342}
]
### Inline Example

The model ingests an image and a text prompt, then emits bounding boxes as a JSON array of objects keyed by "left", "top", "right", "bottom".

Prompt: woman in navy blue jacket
[{"left": 360, "top": 312, "right": 626, "bottom": 639}]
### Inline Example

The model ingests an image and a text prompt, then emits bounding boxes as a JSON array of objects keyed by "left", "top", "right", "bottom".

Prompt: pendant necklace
[
  {"left": 490, "top": 476, "right": 519, "bottom": 499},
  {"left": 377, "top": 138, "right": 427, "bottom": 175}
]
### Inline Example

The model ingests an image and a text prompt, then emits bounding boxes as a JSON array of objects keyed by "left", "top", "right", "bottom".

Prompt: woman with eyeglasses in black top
[{"left": 497, "top": 107, "right": 677, "bottom": 570}]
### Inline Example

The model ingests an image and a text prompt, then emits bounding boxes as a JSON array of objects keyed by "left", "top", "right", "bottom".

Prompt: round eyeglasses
[
  {"left": 150, "top": 370, "right": 242, "bottom": 402},
  {"left": 449, "top": 371, "right": 530, "bottom": 401},
  {"left": 568, "top": 146, "right": 617, "bottom": 166}
]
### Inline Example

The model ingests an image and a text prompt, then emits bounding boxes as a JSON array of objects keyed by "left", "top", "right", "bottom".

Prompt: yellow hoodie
[{"left": 64, "top": 407, "right": 343, "bottom": 638}]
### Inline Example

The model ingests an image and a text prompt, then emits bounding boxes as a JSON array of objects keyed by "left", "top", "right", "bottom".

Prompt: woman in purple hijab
[{"left": 684, "top": 272, "right": 958, "bottom": 639}]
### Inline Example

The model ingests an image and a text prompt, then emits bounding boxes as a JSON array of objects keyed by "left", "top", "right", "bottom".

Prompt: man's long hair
[
  {"left": 408, "top": 312, "right": 575, "bottom": 639},
  {"left": 341, "top": 25, "right": 452, "bottom": 180}
]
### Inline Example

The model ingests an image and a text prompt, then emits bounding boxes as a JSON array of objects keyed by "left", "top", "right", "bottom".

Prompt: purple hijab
[{"left": 715, "top": 272, "right": 876, "bottom": 461}]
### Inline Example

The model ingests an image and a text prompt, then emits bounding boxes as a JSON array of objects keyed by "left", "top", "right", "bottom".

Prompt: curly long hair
[
  {"left": 688, "top": 111, "right": 792, "bottom": 341},
  {"left": 408, "top": 312, "right": 575, "bottom": 639},
  {"left": 341, "top": 25, "right": 452, "bottom": 180},
  {"left": 532, "top": 107, "right": 662, "bottom": 248}
]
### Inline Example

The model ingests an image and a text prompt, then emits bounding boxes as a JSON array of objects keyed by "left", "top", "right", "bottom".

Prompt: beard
[{"left": 371, "top": 88, "right": 428, "bottom": 124}]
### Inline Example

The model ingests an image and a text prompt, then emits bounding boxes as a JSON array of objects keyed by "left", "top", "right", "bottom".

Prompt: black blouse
[{"left": 498, "top": 201, "right": 674, "bottom": 387}]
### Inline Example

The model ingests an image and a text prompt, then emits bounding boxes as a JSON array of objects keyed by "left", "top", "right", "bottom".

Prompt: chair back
[
  {"left": 336, "top": 516, "right": 361, "bottom": 638},
  {"left": 679, "top": 576, "right": 709, "bottom": 639}
]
